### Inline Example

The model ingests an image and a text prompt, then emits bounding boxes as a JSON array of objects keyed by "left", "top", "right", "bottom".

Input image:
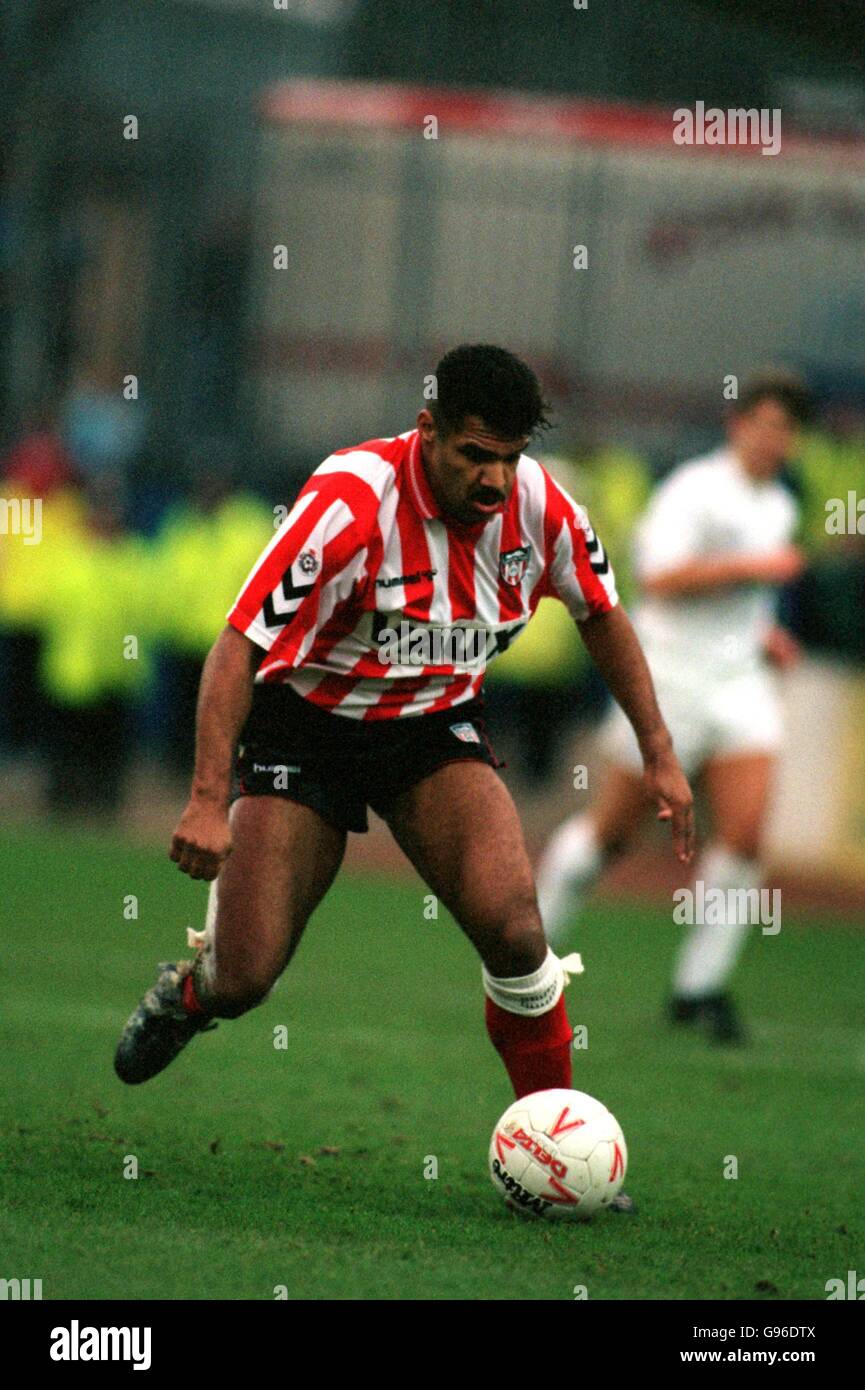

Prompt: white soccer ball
[{"left": 488, "top": 1087, "right": 627, "bottom": 1221}]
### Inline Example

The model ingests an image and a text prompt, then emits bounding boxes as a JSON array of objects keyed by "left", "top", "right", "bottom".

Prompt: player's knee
[
  {"left": 720, "top": 829, "right": 762, "bottom": 861},
  {"left": 490, "top": 899, "right": 546, "bottom": 976},
  {"left": 589, "top": 810, "right": 631, "bottom": 859},
  {"left": 599, "top": 826, "right": 630, "bottom": 858}
]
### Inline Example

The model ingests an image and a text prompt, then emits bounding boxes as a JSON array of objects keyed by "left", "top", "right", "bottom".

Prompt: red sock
[
  {"left": 182, "top": 972, "right": 206, "bottom": 1016},
  {"left": 485, "top": 995, "right": 573, "bottom": 1099}
]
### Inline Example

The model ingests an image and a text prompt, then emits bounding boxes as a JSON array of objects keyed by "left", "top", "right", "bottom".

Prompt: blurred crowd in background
[
  {"left": 3, "top": 0, "right": 865, "bottom": 818},
  {"left": 2, "top": 395, "right": 863, "bottom": 815}
]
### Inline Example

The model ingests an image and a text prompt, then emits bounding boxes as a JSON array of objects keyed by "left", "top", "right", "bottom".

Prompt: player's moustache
[{"left": 471, "top": 487, "right": 506, "bottom": 505}]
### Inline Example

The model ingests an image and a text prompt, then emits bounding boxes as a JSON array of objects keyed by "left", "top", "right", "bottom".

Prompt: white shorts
[{"left": 601, "top": 667, "right": 783, "bottom": 779}]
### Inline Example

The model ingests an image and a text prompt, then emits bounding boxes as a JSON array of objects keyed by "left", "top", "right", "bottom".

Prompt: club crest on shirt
[
  {"left": 298, "top": 548, "right": 319, "bottom": 576},
  {"left": 499, "top": 545, "right": 531, "bottom": 587}
]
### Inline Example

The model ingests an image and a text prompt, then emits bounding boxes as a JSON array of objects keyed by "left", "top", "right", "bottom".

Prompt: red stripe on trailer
[{"left": 258, "top": 78, "right": 865, "bottom": 163}]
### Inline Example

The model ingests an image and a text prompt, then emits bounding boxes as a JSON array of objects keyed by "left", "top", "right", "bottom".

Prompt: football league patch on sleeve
[{"left": 449, "top": 721, "right": 481, "bottom": 744}]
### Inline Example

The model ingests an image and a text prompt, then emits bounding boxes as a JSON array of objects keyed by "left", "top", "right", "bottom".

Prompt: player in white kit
[{"left": 536, "top": 373, "right": 810, "bottom": 1042}]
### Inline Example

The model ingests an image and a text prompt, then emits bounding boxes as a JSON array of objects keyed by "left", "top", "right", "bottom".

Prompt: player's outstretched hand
[
  {"left": 763, "top": 623, "right": 801, "bottom": 669},
  {"left": 750, "top": 544, "right": 806, "bottom": 586},
  {"left": 643, "top": 750, "right": 695, "bottom": 865},
  {"left": 169, "top": 799, "right": 233, "bottom": 880}
]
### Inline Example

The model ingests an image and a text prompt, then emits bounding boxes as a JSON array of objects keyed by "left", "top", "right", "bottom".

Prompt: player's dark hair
[
  {"left": 429, "top": 344, "right": 554, "bottom": 439},
  {"left": 731, "top": 370, "right": 812, "bottom": 426}
]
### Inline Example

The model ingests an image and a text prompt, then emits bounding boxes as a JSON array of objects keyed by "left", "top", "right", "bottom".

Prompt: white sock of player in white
[
  {"left": 672, "top": 843, "right": 761, "bottom": 998},
  {"left": 535, "top": 815, "right": 605, "bottom": 945}
]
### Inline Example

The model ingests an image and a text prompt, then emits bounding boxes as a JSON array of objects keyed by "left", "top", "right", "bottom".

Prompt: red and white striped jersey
[{"left": 228, "top": 429, "right": 617, "bottom": 720}]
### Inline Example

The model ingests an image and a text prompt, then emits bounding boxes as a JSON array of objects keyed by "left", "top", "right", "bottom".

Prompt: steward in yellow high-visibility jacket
[
  {"left": 0, "top": 486, "right": 87, "bottom": 635},
  {"left": 796, "top": 427, "right": 865, "bottom": 555},
  {"left": 152, "top": 492, "right": 273, "bottom": 658},
  {"left": 13, "top": 485, "right": 158, "bottom": 813},
  {"left": 150, "top": 490, "right": 272, "bottom": 774},
  {"left": 0, "top": 486, "right": 88, "bottom": 750},
  {"left": 36, "top": 521, "right": 155, "bottom": 707}
]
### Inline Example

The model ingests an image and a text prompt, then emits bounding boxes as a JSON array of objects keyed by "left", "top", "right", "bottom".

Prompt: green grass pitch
[{"left": 1, "top": 823, "right": 862, "bottom": 1301}]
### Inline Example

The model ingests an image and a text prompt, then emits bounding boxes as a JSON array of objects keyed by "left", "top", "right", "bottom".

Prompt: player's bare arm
[
  {"left": 577, "top": 603, "right": 695, "bottom": 863},
  {"left": 643, "top": 543, "right": 805, "bottom": 599},
  {"left": 169, "top": 624, "right": 259, "bottom": 881},
  {"left": 762, "top": 622, "right": 801, "bottom": 669}
]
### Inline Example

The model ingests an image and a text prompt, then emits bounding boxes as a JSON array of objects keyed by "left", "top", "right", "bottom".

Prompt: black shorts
[{"left": 234, "top": 683, "right": 502, "bottom": 833}]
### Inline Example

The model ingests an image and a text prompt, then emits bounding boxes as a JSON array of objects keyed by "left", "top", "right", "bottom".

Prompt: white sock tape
[{"left": 483, "top": 947, "right": 583, "bottom": 1017}]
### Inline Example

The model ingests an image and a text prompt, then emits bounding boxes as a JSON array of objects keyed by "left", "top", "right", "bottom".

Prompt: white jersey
[{"left": 631, "top": 447, "right": 797, "bottom": 683}]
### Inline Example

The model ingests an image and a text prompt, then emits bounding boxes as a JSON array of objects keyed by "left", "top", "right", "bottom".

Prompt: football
[{"left": 489, "top": 1088, "right": 627, "bottom": 1220}]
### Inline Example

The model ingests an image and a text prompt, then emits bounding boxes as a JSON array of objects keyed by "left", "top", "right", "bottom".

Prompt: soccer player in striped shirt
[{"left": 115, "top": 345, "right": 693, "bottom": 1137}]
